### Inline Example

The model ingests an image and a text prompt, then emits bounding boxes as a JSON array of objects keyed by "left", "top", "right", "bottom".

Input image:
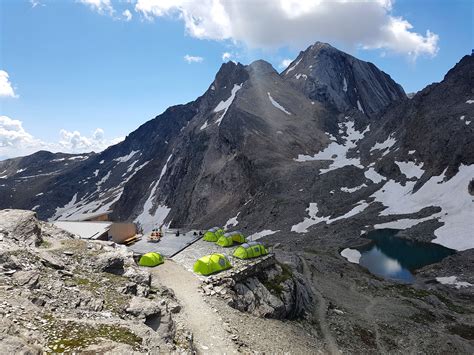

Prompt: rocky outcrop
[
  {"left": 282, "top": 42, "right": 406, "bottom": 117},
  {"left": 0, "top": 209, "right": 186, "bottom": 353}
]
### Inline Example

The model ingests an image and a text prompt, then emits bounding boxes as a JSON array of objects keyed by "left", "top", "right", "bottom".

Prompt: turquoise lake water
[{"left": 357, "top": 229, "right": 455, "bottom": 283}]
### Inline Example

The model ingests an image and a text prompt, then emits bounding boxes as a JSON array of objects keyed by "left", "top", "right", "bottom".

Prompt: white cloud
[
  {"left": 122, "top": 9, "right": 132, "bottom": 21},
  {"left": 0, "top": 116, "right": 39, "bottom": 149},
  {"left": 135, "top": 0, "right": 439, "bottom": 58},
  {"left": 0, "top": 115, "right": 123, "bottom": 160},
  {"left": 30, "top": 0, "right": 43, "bottom": 8},
  {"left": 0, "top": 70, "right": 18, "bottom": 98},
  {"left": 222, "top": 52, "right": 232, "bottom": 61},
  {"left": 77, "top": 0, "right": 114, "bottom": 15},
  {"left": 279, "top": 58, "right": 293, "bottom": 69},
  {"left": 184, "top": 54, "right": 204, "bottom": 63}
]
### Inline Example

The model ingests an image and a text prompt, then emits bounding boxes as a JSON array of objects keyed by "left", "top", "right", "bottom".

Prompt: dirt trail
[
  {"left": 299, "top": 256, "right": 340, "bottom": 355},
  {"left": 151, "top": 260, "right": 237, "bottom": 354}
]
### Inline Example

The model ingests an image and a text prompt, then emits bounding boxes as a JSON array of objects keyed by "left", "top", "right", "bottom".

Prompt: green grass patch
[{"left": 44, "top": 320, "right": 142, "bottom": 353}]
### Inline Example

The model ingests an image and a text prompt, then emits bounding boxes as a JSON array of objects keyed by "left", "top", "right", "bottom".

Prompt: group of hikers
[{"left": 138, "top": 226, "right": 269, "bottom": 276}]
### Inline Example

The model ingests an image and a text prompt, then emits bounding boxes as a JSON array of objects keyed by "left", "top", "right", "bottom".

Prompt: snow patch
[
  {"left": 93, "top": 169, "right": 99, "bottom": 177},
  {"left": 342, "top": 77, "right": 348, "bottom": 92},
  {"left": 364, "top": 168, "right": 385, "bottom": 183},
  {"left": 341, "top": 184, "right": 367, "bottom": 193},
  {"left": 248, "top": 230, "right": 279, "bottom": 241},
  {"left": 51, "top": 193, "right": 78, "bottom": 220},
  {"left": 267, "top": 92, "right": 291, "bottom": 115},
  {"left": 214, "top": 83, "right": 242, "bottom": 126},
  {"left": 374, "top": 214, "right": 440, "bottom": 230},
  {"left": 134, "top": 154, "right": 173, "bottom": 233},
  {"left": 408, "top": 150, "right": 416, "bottom": 155},
  {"left": 295, "top": 120, "right": 368, "bottom": 173},
  {"left": 371, "top": 164, "right": 474, "bottom": 250},
  {"left": 370, "top": 134, "right": 396, "bottom": 155},
  {"left": 99, "top": 160, "right": 105, "bottom": 164},
  {"left": 341, "top": 248, "right": 361, "bottom": 264},
  {"left": 224, "top": 212, "right": 240, "bottom": 230},
  {"left": 285, "top": 58, "right": 301, "bottom": 74},
  {"left": 295, "top": 73, "right": 307, "bottom": 80},
  {"left": 114, "top": 150, "right": 139, "bottom": 163},
  {"left": 395, "top": 161, "right": 424, "bottom": 179},
  {"left": 357, "top": 100, "right": 364, "bottom": 113},
  {"left": 436, "top": 276, "right": 473, "bottom": 289},
  {"left": 291, "top": 201, "right": 370, "bottom": 233},
  {"left": 200, "top": 120, "right": 209, "bottom": 130},
  {"left": 466, "top": 100, "right": 474, "bottom": 104}
]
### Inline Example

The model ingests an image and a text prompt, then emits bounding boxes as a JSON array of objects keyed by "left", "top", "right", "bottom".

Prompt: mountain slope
[{"left": 0, "top": 44, "right": 472, "bottom": 251}]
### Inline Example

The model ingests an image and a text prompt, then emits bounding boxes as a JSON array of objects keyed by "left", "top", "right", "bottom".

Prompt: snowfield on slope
[
  {"left": 267, "top": 92, "right": 291, "bottom": 115},
  {"left": 135, "top": 154, "right": 173, "bottom": 233},
  {"left": 214, "top": 83, "right": 242, "bottom": 126},
  {"left": 371, "top": 164, "right": 474, "bottom": 251},
  {"left": 295, "top": 119, "right": 369, "bottom": 174}
]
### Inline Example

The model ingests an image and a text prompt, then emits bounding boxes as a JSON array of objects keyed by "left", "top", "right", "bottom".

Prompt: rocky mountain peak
[
  {"left": 212, "top": 61, "right": 249, "bottom": 92},
  {"left": 282, "top": 41, "right": 406, "bottom": 117}
]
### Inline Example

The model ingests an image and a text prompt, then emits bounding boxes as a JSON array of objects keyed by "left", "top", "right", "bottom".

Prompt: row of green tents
[
  {"left": 193, "top": 242, "right": 269, "bottom": 275},
  {"left": 203, "top": 227, "right": 246, "bottom": 247}
]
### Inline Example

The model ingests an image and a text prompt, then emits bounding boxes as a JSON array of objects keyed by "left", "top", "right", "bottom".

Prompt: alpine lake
[{"left": 357, "top": 229, "right": 456, "bottom": 283}]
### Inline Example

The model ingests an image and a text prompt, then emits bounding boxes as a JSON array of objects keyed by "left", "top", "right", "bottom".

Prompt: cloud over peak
[
  {"left": 135, "top": 0, "right": 439, "bottom": 59},
  {"left": 0, "top": 70, "right": 18, "bottom": 98}
]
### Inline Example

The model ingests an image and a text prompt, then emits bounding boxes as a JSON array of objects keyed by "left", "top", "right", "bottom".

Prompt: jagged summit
[{"left": 282, "top": 41, "right": 406, "bottom": 117}]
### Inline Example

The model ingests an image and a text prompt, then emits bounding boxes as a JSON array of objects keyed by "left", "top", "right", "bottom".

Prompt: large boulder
[
  {"left": 95, "top": 252, "right": 125, "bottom": 275},
  {"left": 125, "top": 296, "right": 161, "bottom": 319},
  {"left": 0, "top": 209, "right": 42, "bottom": 246}
]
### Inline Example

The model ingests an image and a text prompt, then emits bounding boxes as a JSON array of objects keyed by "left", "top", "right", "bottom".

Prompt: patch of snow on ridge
[
  {"left": 248, "top": 230, "right": 279, "bottom": 241},
  {"left": 295, "top": 120, "right": 368, "bottom": 173},
  {"left": 395, "top": 161, "right": 424, "bottom": 179},
  {"left": 115, "top": 150, "right": 139, "bottom": 163},
  {"left": 134, "top": 154, "right": 173, "bottom": 233},
  {"left": 51, "top": 193, "right": 78, "bottom": 220},
  {"left": 357, "top": 100, "right": 364, "bottom": 113},
  {"left": 285, "top": 58, "right": 301, "bottom": 74},
  {"left": 436, "top": 276, "right": 473, "bottom": 289},
  {"left": 365, "top": 168, "right": 385, "bottom": 183},
  {"left": 224, "top": 212, "right": 240, "bottom": 230},
  {"left": 374, "top": 214, "right": 440, "bottom": 230},
  {"left": 267, "top": 92, "right": 291, "bottom": 115},
  {"left": 371, "top": 164, "right": 474, "bottom": 251},
  {"left": 466, "top": 99, "right": 474, "bottom": 104},
  {"left": 200, "top": 120, "right": 209, "bottom": 130},
  {"left": 214, "top": 83, "right": 242, "bottom": 126},
  {"left": 343, "top": 77, "right": 348, "bottom": 92},
  {"left": 291, "top": 201, "right": 370, "bottom": 233},
  {"left": 295, "top": 73, "right": 307, "bottom": 80},
  {"left": 370, "top": 134, "right": 396, "bottom": 155},
  {"left": 341, "top": 248, "right": 361, "bottom": 264},
  {"left": 341, "top": 184, "right": 367, "bottom": 193}
]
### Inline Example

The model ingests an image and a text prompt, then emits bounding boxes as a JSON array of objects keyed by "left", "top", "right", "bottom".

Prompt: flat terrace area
[{"left": 126, "top": 229, "right": 202, "bottom": 257}]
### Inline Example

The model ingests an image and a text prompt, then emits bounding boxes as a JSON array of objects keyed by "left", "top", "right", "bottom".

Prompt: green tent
[
  {"left": 138, "top": 252, "right": 164, "bottom": 267},
  {"left": 216, "top": 233, "right": 234, "bottom": 247},
  {"left": 193, "top": 253, "right": 232, "bottom": 276},
  {"left": 229, "top": 231, "right": 246, "bottom": 244},
  {"left": 215, "top": 228, "right": 225, "bottom": 238},
  {"left": 233, "top": 242, "right": 268, "bottom": 260},
  {"left": 203, "top": 227, "right": 220, "bottom": 242}
]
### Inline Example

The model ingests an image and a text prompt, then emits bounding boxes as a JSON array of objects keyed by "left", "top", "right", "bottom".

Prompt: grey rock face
[
  {"left": 282, "top": 42, "right": 406, "bottom": 117},
  {"left": 0, "top": 209, "right": 42, "bottom": 246},
  {"left": 95, "top": 252, "right": 125, "bottom": 275}
]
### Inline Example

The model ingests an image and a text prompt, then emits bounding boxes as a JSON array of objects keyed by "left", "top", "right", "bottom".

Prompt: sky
[{"left": 0, "top": 0, "right": 472, "bottom": 160}]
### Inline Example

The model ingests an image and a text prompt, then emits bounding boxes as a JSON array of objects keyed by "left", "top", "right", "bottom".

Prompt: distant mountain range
[{"left": 1, "top": 42, "right": 473, "bottom": 251}]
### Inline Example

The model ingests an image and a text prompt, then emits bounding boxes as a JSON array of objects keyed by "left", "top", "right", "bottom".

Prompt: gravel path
[{"left": 151, "top": 260, "right": 238, "bottom": 354}]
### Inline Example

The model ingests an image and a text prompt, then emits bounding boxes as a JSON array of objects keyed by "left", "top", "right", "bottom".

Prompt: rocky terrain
[{"left": 0, "top": 209, "right": 187, "bottom": 353}]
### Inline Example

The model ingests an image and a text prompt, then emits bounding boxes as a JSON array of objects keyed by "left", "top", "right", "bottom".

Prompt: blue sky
[{"left": 0, "top": 0, "right": 472, "bottom": 159}]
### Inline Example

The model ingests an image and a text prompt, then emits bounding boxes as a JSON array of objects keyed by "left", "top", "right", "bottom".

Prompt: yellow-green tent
[
  {"left": 193, "top": 253, "right": 231, "bottom": 276},
  {"left": 203, "top": 227, "right": 224, "bottom": 242},
  {"left": 139, "top": 252, "right": 164, "bottom": 267},
  {"left": 216, "top": 233, "right": 234, "bottom": 247},
  {"left": 233, "top": 242, "right": 268, "bottom": 260},
  {"left": 229, "top": 231, "right": 246, "bottom": 244}
]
